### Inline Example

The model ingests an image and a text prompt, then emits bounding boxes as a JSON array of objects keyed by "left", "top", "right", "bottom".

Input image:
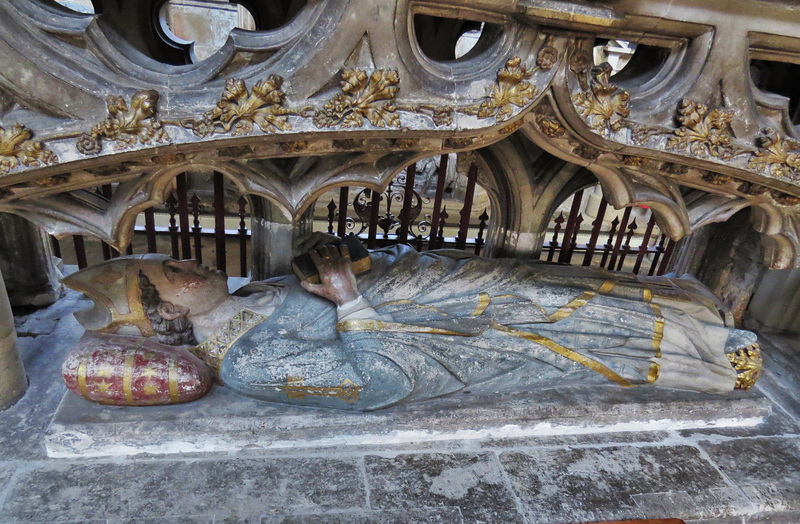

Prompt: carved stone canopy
[{"left": 1, "top": 0, "right": 800, "bottom": 268}]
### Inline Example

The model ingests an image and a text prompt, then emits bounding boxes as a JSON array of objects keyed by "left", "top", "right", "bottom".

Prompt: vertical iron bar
[
  {"left": 397, "top": 163, "right": 417, "bottom": 244},
  {"left": 144, "top": 207, "right": 158, "bottom": 253},
  {"left": 474, "top": 209, "right": 489, "bottom": 255},
  {"left": 190, "top": 193, "right": 203, "bottom": 264},
  {"left": 599, "top": 217, "right": 619, "bottom": 269},
  {"left": 557, "top": 189, "right": 585, "bottom": 264},
  {"left": 176, "top": 173, "right": 192, "bottom": 260},
  {"left": 607, "top": 207, "right": 632, "bottom": 271},
  {"left": 582, "top": 199, "right": 607, "bottom": 266},
  {"left": 326, "top": 200, "right": 336, "bottom": 235},
  {"left": 237, "top": 196, "right": 248, "bottom": 277},
  {"left": 126, "top": 244, "right": 134, "bottom": 255},
  {"left": 213, "top": 172, "right": 227, "bottom": 273},
  {"left": 166, "top": 193, "right": 180, "bottom": 260},
  {"left": 564, "top": 214, "right": 584, "bottom": 264},
  {"left": 367, "top": 189, "right": 380, "bottom": 249},
  {"left": 436, "top": 207, "right": 448, "bottom": 247},
  {"left": 455, "top": 163, "right": 478, "bottom": 250},
  {"left": 633, "top": 214, "right": 657, "bottom": 274},
  {"left": 428, "top": 155, "right": 448, "bottom": 250},
  {"left": 648, "top": 234, "right": 667, "bottom": 276},
  {"left": 337, "top": 187, "right": 349, "bottom": 238},
  {"left": 73, "top": 236, "right": 87, "bottom": 269},
  {"left": 656, "top": 238, "right": 676, "bottom": 276},
  {"left": 547, "top": 213, "right": 564, "bottom": 263},
  {"left": 616, "top": 219, "right": 638, "bottom": 271}
]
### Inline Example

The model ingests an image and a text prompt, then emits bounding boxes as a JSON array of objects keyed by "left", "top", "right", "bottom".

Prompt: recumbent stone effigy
[{"left": 60, "top": 234, "right": 763, "bottom": 411}]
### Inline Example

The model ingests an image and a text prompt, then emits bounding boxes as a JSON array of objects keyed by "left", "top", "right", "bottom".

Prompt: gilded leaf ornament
[
  {"left": 462, "top": 56, "right": 539, "bottom": 122},
  {"left": 313, "top": 69, "right": 400, "bottom": 128},
  {"left": 667, "top": 99, "right": 738, "bottom": 160},
  {"left": 572, "top": 63, "right": 630, "bottom": 135},
  {"left": 77, "top": 90, "right": 169, "bottom": 155},
  {"left": 748, "top": 130, "right": 800, "bottom": 181},
  {"left": 185, "top": 76, "right": 290, "bottom": 138},
  {"left": 0, "top": 123, "right": 57, "bottom": 172}
]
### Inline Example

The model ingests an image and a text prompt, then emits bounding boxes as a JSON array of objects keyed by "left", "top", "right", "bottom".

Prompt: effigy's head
[{"left": 62, "top": 255, "right": 229, "bottom": 344}]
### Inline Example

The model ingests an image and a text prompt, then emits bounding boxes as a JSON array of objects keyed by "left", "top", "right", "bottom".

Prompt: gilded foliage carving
[
  {"left": 78, "top": 90, "right": 169, "bottom": 155},
  {"left": 667, "top": 99, "right": 737, "bottom": 160},
  {"left": 572, "top": 63, "right": 630, "bottom": 135},
  {"left": 748, "top": 130, "right": 800, "bottom": 181},
  {"left": 313, "top": 69, "right": 400, "bottom": 128},
  {"left": 461, "top": 56, "right": 539, "bottom": 122},
  {"left": 701, "top": 172, "right": 734, "bottom": 185},
  {"left": 0, "top": 123, "right": 57, "bottom": 172},
  {"left": 186, "top": 76, "right": 290, "bottom": 138},
  {"left": 727, "top": 344, "right": 762, "bottom": 390},
  {"left": 535, "top": 110, "right": 566, "bottom": 138},
  {"left": 569, "top": 49, "right": 592, "bottom": 91}
]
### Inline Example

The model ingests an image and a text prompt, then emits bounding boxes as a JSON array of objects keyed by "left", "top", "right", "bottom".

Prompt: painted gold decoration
[
  {"left": 280, "top": 140, "right": 309, "bottom": 153},
  {"left": 0, "top": 123, "right": 57, "bottom": 172},
  {"left": 737, "top": 181, "right": 769, "bottom": 196},
  {"left": 78, "top": 90, "right": 169, "bottom": 155},
  {"left": 622, "top": 155, "right": 646, "bottom": 167},
  {"left": 569, "top": 49, "right": 592, "bottom": 90},
  {"left": 191, "top": 309, "right": 268, "bottom": 376},
  {"left": 667, "top": 99, "right": 737, "bottom": 160},
  {"left": 771, "top": 190, "right": 800, "bottom": 206},
  {"left": 536, "top": 112, "right": 566, "bottom": 138},
  {"left": 629, "top": 123, "right": 661, "bottom": 145},
  {"left": 748, "top": 130, "right": 800, "bottom": 181},
  {"left": 461, "top": 57, "right": 539, "bottom": 122},
  {"left": 499, "top": 119, "right": 524, "bottom": 134},
  {"left": 281, "top": 376, "right": 361, "bottom": 403},
  {"left": 186, "top": 76, "right": 290, "bottom": 138},
  {"left": 701, "top": 172, "right": 733, "bottom": 185},
  {"left": 726, "top": 343, "right": 762, "bottom": 390},
  {"left": 572, "top": 63, "right": 630, "bottom": 134},
  {"left": 313, "top": 69, "right": 400, "bottom": 128},
  {"left": 536, "top": 37, "right": 559, "bottom": 71}
]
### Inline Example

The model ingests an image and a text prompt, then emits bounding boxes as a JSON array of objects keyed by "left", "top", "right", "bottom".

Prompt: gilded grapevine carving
[
  {"left": 77, "top": 90, "right": 169, "bottom": 155},
  {"left": 572, "top": 63, "right": 630, "bottom": 135},
  {"left": 0, "top": 123, "right": 57, "bottom": 172},
  {"left": 667, "top": 99, "right": 738, "bottom": 160},
  {"left": 748, "top": 130, "right": 800, "bottom": 181},
  {"left": 461, "top": 56, "right": 539, "bottom": 122},
  {"left": 185, "top": 76, "right": 291, "bottom": 137},
  {"left": 313, "top": 69, "right": 400, "bottom": 128}
]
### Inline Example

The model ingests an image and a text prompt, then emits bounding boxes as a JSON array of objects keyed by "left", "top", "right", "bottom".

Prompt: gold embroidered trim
[
  {"left": 647, "top": 362, "right": 660, "bottom": 384},
  {"left": 168, "top": 359, "right": 180, "bottom": 403},
  {"left": 191, "top": 309, "right": 268, "bottom": 376},
  {"left": 336, "top": 319, "right": 476, "bottom": 337},
  {"left": 472, "top": 293, "right": 491, "bottom": 317},
  {"left": 123, "top": 353, "right": 135, "bottom": 404},
  {"left": 490, "top": 321, "right": 633, "bottom": 387},
  {"left": 548, "top": 280, "right": 616, "bottom": 321},
  {"left": 649, "top": 303, "right": 664, "bottom": 358},
  {"left": 77, "top": 360, "right": 89, "bottom": 399},
  {"left": 280, "top": 376, "right": 361, "bottom": 403}
]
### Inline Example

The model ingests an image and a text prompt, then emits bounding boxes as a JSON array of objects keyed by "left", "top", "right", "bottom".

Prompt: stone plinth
[{"left": 45, "top": 383, "right": 769, "bottom": 458}]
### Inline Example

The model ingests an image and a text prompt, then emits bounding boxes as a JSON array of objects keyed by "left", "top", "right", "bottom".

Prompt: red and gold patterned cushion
[{"left": 62, "top": 333, "right": 213, "bottom": 406}]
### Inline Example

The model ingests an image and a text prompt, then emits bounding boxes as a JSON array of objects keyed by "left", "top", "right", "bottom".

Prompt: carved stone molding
[
  {"left": 0, "top": 124, "right": 56, "bottom": 172},
  {"left": 77, "top": 91, "right": 169, "bottom": 155}
]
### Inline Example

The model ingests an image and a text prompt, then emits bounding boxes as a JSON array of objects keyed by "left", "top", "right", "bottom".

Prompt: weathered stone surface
[
  {"left": 700, "top": 437, "right": 800, "bottom": 512},
  {"left": 499, "top": 445, "right": 748, "bottom": 523},
  {"left": 747, "top": 510, "right": 800, "bottom": 523},
  {"left": 364, "top": 452, "right": 523, "bottom": 523},
  {"left": 45, "top": 380, "right": 770, "bottom": 458},
  {"left": 261, "top": 507, "right": 464, "bottom": 523},
  {"left": 0, "top": 457, "right": 364, "bottom": 522}
]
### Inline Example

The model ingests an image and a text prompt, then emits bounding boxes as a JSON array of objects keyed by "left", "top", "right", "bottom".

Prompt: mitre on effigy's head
[{"left": 62, "top": 254, "right": 174, "bottom": 336}]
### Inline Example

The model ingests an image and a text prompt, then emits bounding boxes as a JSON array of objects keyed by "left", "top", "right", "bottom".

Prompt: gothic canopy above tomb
[{"left": 1, "top": 0, "right": 800, "bottom": 268}]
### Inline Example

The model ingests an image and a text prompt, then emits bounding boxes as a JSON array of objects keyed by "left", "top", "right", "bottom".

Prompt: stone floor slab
[
  {"left": 0, "top": 457, "right": 365, "bottom": 522},
  {"left": 499, "top": 445, "right": 749, "bottom": 524},
  {"left": 364, "top": 452, "right": 523, "bottom": 524},
  {"left": 700, "top": 437, "right": 800, "bottom": 513}
]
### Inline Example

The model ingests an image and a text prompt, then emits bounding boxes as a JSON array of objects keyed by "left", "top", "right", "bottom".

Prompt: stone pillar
[
  {"left": 250, "top": 197, "right": 313, "bottom": 280},
  {"left": 0, "top": 213, "right": 63, "bottom": 307},
  {"left": 0, "top": 268, "right": 26, "bottom": 410},
  {"left": 694, "top": 210, "right": 764, "bottom": 325}
]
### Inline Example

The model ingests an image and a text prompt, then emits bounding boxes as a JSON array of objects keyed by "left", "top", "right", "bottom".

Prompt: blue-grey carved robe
[{"left": 197, "top": 245, "right": 748, "bottom": 411}]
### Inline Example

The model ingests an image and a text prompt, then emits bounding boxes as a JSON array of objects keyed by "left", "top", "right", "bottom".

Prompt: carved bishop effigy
[{"left": 60, "top": 234, "right": 762, "bottom": 410}]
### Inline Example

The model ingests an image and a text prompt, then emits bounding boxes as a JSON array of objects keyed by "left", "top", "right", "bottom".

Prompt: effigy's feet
[{"left": 62, "top": 332, "right": 213, "bottom": 406}]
